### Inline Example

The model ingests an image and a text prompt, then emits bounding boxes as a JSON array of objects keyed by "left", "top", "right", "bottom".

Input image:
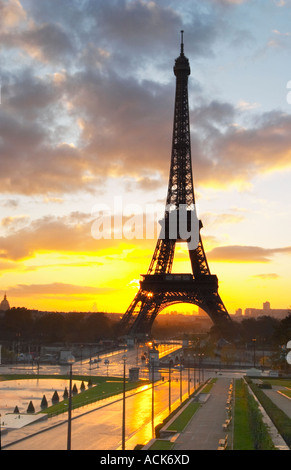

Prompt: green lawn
[
  {"left": 148, "top": 440, "right": 174, "bottom": 450},
  {"left": 166, "top": 401, "right": 200, "bottom": 432},
  {"left": 247, "top": 378, "right": 291, "bottom": 449},
  {"left": 233, "top": 379, "right": 254, "bottom": 450},
  {"left": 279, "top": 389, "right": 291, "bottom": 398},
  {"left": 200, "top": 378, "right": 217, "bottom": 394},
  {"left": 234, "top": 379, "right": 276, "bottom": 450},
  {"left": 261, "top": 378, "right": 291, "bottom": 388}
]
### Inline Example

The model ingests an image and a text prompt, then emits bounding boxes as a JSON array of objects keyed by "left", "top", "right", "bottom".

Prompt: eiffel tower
[{"left": 119, "top": 32, "right": 232, "bottom": 339}]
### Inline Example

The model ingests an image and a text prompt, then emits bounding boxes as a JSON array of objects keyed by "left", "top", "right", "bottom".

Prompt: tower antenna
[{"left": 180, "top": 30, "right": 184, "bottom": 55}]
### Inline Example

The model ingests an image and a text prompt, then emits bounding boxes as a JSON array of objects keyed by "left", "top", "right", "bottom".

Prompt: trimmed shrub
[
  {"left": 27, "top": 401, "right": 35, "bottom": 413},
  {"left": 41, "top": 395, "right": 48, "bottom": 409},
  {"left": 52, "top": 390, "right": 59, "bottom": 404}
]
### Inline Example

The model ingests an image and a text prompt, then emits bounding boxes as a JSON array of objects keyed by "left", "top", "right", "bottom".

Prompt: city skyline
[{"left": 1, "top": 0, "right": 291, "bottom": 315}]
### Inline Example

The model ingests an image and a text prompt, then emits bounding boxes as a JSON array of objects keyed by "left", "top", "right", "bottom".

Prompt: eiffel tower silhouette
[{"left": 119, "top": 32, "right": 232, "bottom": 338}]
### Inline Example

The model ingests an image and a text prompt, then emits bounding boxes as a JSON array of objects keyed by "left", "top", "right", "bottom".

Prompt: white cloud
[{"left": 236, "top": 100, "right": 261, "bottom": 111}]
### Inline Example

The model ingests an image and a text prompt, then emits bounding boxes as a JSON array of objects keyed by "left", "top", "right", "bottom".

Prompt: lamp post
[
  {"left": 151, "top": 358, "right": 155, "bottom": 438},
  {"left": 198, "top": 354, "right": 201, "bottom": 384},
  {"left": 179, "top": 354, "right": 183, "bottom": 402},
  {"left": 67, "top": 354, "right": 75, "bottom": 451},
  {"left": 122, "top": 355, "right": 127, "bottom": 450},
  {"left": 168, "top": 359, "right": 173, "bottom": 412},
  {"left": 252, "top": 338, "right": 256, "bottom": 368},
  {"left": 193, "top": 354, "right": 196, "bottom": 391},
  {"left": 104, "top": 358, "right": 109, "bottom": 376},
  {"left": 187, "top": 354, "right": 190, "bottom": 397},
  {"left": 201, "top": 353, "right": 204, "bottom": 382}
]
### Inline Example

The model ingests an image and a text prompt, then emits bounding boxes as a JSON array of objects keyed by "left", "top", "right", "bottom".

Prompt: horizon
[{"left": 2, "top": 293, "right": 290, "bottom": 319}]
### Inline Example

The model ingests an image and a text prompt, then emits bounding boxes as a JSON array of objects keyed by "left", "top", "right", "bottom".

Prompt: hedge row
[{"left": 247, "top": 378, "right": 291, "bottom": 449}]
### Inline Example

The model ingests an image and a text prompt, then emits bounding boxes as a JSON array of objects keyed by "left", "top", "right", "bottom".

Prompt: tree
[
  {"left": 52, "top": 390, "right": 59, "bottom": 404},
  {"left": 27, "top": 401, "right": 35, "bottom": 413}
]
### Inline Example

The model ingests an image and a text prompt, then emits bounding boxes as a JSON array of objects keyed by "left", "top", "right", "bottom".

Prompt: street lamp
[
  {"left": 67, "top": 354, "right": 75, "bottom": 451},
  {"left": 193, "top": 354, "right": 196, "bottom": 391},
  {"left": 200, "top": 353, "right": 204, "bottom": 382},
  {"left": 179, "top": 354, "right": 183, "bottom": 402},
  {"left": 122, "top": 355, "right": 127, "bottom": 451},
  {"left": 104, "top": 358, "right": 109, "bottom": 376},
  {"left": 168, "top": 359, "right": 173, "bottom": 412},
  {"left": 187, "top": 354, "right": 190, "bottom": 397},
  {"left": 151, "top": 358, "right": 155, "bottom": 438},
  {"left": 252, "top": 338, "right": 256, "bottom": 368},
  {"left": 198, "top": 354, "right": 201, "bottom": 384}
]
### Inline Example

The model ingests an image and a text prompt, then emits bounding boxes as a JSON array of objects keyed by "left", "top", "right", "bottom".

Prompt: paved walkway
[
  {"left": 172, "top": 377, "right": 291, "bottom": 451},
  {"left": 173, "top": 378, "right": 232, "bottom": 450}
]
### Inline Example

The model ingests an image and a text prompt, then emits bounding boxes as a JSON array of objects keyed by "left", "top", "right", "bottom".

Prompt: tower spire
[{"left": 180, "top": 30, "right": 184, "bottom": 55}]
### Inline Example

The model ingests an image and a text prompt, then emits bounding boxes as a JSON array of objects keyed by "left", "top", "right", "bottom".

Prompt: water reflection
[{"left": 0, "top": 378, "right": 85, "bottom": 415}]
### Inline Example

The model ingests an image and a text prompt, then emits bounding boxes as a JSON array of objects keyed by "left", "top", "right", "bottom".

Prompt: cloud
[
  {"left": 0, "top": 0, "right": 27, "bottom": 32},
  {"left": 251, "top": 273, "right": 280, "bottom": 279},
  {"left": 193, "top": 108, "right": 291, "bottom": 188},
  {"left": 0, "top": 212, "right": 151, "bottom": 261},
  {"left": 1, "top": 0, "right": 291, "bottom": 200},
  {"left": 202, "top": 211, "right": 245, "bottom": 227},
  {"left": 236, "top": 100, "right": 261, "bottom": 111},
  {"left": 7, "top": 282, "right": 111, "bottom": 297},
  {"left": 207, "top": 245, "right": 291, "bottom": 262},
  {"left": 273, "top": 0, "right": 287, "bottom": 7},
  {"left": 0, "top": 259, "right": 24, "bottom": 272},
  {"left": 6, "top": 22, "right": 74, "bottom": 63},
  {"left": 272, "top": 29, "right": 291, "bottom": 36},
  {"left": 0, "top": 214, "right": 95, "bottom": 260},
  {"left": 211, "top": 0, "right": 248, "bottom": 3},
  {"left": 1, "top": 215, "right": 30, "bottom": 228}
]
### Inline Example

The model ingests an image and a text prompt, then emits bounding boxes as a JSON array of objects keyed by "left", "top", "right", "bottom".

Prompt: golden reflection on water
[
  {"left": 122, "top": 375, "right": 187, "bottom": 449},
  {"left": 128, "top": 386, "right": 153, "bottom": 440}
]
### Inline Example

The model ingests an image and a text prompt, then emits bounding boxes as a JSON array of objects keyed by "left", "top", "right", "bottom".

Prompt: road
[
  {"left": 2, "top": 341, "right": 193, "bottom": 450},
  {"left": 3, "top": 341, "right": 181, "bottom": 379},
  {"left": 3, "top": 368, "right": 202, "bottom": 450}
]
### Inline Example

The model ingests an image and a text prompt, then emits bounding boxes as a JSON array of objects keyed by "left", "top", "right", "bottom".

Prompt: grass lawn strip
[
  {"left": 278, "top": 389, "right": 291, "bottom": 399},
  {"left": 148, "top": 440, "right": 175, "bottom": 450},
  {"left": 148, "top": 380, "right": 215, "bottom": 450},
  {"left": 233, "top": 379, "right": 254, "bottom": 450},
  {"left": 200, "top": 378, "right": 217, "bottom": 394},
  {"left": 247, "top": 378, "right": 291, "bottom": 449},
  {"left": 166, "top": 400, "right": 200, "bottom": 432},
  {"left": 164, "top": 378, "right": 215, "bottom": 433}
]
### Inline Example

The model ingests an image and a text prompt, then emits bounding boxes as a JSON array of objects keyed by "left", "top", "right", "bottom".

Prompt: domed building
[{"left": 0, "top": 293, "right": 10, "bottom": 311}]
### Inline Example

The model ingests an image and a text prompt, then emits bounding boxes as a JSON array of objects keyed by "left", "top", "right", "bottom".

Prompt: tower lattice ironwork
[{"left": 119, "top": 32, "right": 232, "bottom": 338}]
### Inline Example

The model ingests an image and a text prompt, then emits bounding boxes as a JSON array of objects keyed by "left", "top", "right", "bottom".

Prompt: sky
[{"left": 0, "top": 0, "right": 291, "bottom": 316}]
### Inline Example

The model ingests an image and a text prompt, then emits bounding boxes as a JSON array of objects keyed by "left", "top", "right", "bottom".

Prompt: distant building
[
  {"left": 244, "top": 302, "right": 290, "bottom": 319},
  {"left": 0, "top": 293, "right": 10, "bottom": 311}
]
